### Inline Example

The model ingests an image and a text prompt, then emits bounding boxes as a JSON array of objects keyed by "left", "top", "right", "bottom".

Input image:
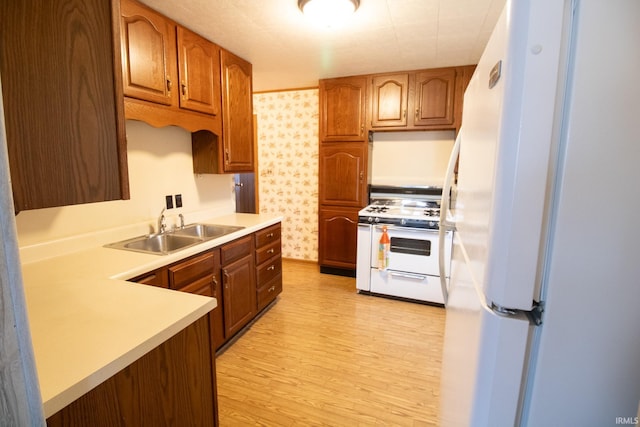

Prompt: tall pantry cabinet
[{"left": 318, "top": 76, "right": 369, "bottom": 275}]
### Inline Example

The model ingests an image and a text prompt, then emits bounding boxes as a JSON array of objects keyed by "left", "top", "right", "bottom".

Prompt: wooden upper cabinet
[
  {"left": 320, "top": 76, "right": 367, "bottom": 142},
  {"left": 319, "top": 143, "right": 367, "bottom": 207},
  {"left": 220, "top": 49, "right": 254, "bottom": 172},
  {"left": 177, "top": 26, "right": 221, "bottom": 116},
  {"left": 0, "top": 0, "right": 128, "bottom": 212},
  {"left": 414, "top": 68, "right": 456, "bottom": 127},
  {"left": 369, "top": 66, "right": 473, "bottom": 131},
  {"left": 371, "top": 73, "right": 409, "bottom": 128},
  {"left": 120, "top": 0, "right": 177, "bottom": 106},
  {"left": 119, "top": 0, "right": 224, "bottom": 136}
]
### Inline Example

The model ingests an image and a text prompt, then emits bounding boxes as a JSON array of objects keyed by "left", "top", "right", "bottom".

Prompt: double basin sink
[{"left": 105, "top": 224, "right": 244, "bottom": 255}]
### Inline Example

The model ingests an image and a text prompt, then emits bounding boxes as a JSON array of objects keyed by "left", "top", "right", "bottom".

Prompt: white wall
[
  {"left": 370, "top": 130, "right": 455, "bottom": 186},
  {"left": 15, "top": 120, "right": 235, "bottom": 247}
]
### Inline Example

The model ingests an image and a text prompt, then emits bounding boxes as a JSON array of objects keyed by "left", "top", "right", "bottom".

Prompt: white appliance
[
  {"left": 438, "top": 0, "right": 640, "bottom": 426},
  {"left": 356, "top": 186, "right": 452, "bottom": 304}
]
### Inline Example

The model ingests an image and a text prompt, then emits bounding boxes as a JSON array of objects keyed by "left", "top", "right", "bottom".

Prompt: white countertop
[{"left": 20, "top": 213, "right": 282, "bottom": 417}]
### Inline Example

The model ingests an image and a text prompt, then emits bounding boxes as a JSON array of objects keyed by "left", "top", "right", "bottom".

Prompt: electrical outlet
[
  {"left": 165, "top": 195, "right": 174, "bottom": 209},
  {"left": 175, "top": 194, "right": 183, "bottom": 208}
]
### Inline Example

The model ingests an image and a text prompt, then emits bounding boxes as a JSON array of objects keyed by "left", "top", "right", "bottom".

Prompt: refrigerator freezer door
[{"left": 455, "top": 0, "right": 567, "bottom": 311}]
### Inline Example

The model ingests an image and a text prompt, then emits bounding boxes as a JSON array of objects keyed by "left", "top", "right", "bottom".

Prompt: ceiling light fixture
[{"left": 298, "top": 0, "right": 360, "bottom": 28}]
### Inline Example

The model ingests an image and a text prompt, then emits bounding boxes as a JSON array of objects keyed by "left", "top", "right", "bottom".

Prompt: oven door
[{"left": 370, "top": 225, "right": 451, "bottom": 277}]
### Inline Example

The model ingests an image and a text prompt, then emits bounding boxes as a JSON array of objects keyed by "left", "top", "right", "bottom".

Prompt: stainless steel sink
[
  {"left": 105, "top": 223, "right": 244, "bottom": 255},
  {"left": 173, "top": 223, "right": 244, "bottom": 239}
]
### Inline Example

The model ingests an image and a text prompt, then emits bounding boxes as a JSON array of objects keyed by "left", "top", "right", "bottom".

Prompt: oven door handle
[
  {"left": 439, "top": 131, "right": 462, "bottom": 306},
  {"left": 373, "top": 225, "right": 439, "bottom": 234},
  {"left": 388, "top": 271, "right": 428, "bottom": 281}
]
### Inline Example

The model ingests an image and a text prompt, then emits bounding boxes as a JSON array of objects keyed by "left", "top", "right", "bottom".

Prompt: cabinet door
[
  {"left": 177, "top": 26, "right": 221, "bottom": 116},
  {"left": 320, "top": 76, "right": 367, "bottom": 142},
  {"left": 319, "top": 143, "right": 368, "bottom": 207},
  {"left": 0, "top": 0, "right": 128, "bottom": 211},
  {"left": 371, "top": 74, "right": 409, "bottom": 128},
  {"left": 120, "top": 0, "right": 177, "bottom": 106},
  {"left": 222, "top": 254, "right": 256, "bottom": 338},
  {"left": 318, "top": 206, "right": 360, "bottom": 270},
  {"left": 221, "top": 49, "right": 255, "bottom": 172},
  {"left": 414, "top": 68, "right": 456, "bottom": 127}
]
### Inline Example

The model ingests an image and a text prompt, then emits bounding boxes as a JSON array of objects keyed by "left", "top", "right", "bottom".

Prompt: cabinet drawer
[
  {"left": 178, "top": 275, "right": 214, "bottom": 297},
  {"left": 256, "top": 239, "right": 281, "bottom": 265},
  {"left": 221, "top": 235, "right": 253, "bottom": 266},
  {"left": 257, "top": 275, "right": 282, "bottom": 311},
  {"left": 256, "top": 255, "right": 282, "bottom": 286},
  {"left": 255, "top": 224, "right": 281, "bottom": 248},
  {"left": 132, "top": 268, "right": 168, "bottom": 288},
  {"left": 169, "top": 251, "right": 215, "bottom": 290}
]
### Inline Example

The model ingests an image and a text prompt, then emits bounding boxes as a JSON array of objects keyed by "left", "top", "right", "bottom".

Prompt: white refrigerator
[{"left": 438, "top": 0, "right": 640, "bottom": 426}]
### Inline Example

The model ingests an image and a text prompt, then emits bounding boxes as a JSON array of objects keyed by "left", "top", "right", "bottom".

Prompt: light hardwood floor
[{"left": 216, "top": 259, "right": 445, "bottom": 426}]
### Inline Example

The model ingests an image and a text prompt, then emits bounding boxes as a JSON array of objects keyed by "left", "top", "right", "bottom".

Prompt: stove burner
[
  {"left": 424, "top": 208, "right": 440, "bottom": 217},
  {"left": 366, "top": 206, "right": 389, "bottom": 213}
]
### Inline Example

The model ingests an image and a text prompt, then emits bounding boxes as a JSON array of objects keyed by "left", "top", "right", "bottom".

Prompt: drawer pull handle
[
  {"left": 267, "top": 265, "right": 275, "bottom": 271},
  {"left": 268, "top": 286, "right": 275, "bottom": 292},
  {"left": 267, "top": 248, "right": 275, "bottom": 254},
  {"left": 266, "top": 232, "right": 274, "bottom": 238}
]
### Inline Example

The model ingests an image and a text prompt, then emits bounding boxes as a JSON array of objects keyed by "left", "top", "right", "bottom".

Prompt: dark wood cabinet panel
[
  {"left": 177, "top": 26, "right": 221, "bottom": 116},
  {"left": 222, "top": 253, "right": 256, "bottom": 338},
  {"left": 0, "top": 0, "right": 128, "bottom": 212},
  {"left": 318, "top": 207, "right": 360, "bottom": 270},
  {"left": 371, "top": 73, "right": 409, "bottom": 128},
  {"left": 46, "top": 316, "right": 218, "bottom": 426},
  {"left": 319, "top": 143, "right": 368, "bottom": 207},
  {"left": 320, "top": 76, "right": 368, "bottom": 142},
  {"left": 131, "top": 269, "right": 169, "bottom": 288},
  {"left": 414, "top": 68, "right": 456, "bottom": 127},
  {"left": 254, "top": 223, "right": 282, "bottom": 311},
  {"left": 168, "top": 251, "right": 215, "bottom": 290},
  {"left": 220, "top": 49, "right": 255, "bottom": 172}
]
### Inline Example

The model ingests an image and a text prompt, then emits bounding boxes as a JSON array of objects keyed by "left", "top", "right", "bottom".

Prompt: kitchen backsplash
[
  {"left": 371, "top": 130, "right": 455, "bottom": 187},
  {"left": 253, "top": 89, "right": 318, "bottom": 262}
]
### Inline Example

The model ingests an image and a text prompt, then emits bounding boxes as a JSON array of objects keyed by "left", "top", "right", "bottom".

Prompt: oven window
[{"left": 390, "top": 237, "right": 431, "bottom": 256}]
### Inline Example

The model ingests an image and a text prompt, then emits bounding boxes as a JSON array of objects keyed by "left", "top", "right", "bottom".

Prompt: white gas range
[{"left": 356, "top": 185, "right": 453, "bottom": 305}]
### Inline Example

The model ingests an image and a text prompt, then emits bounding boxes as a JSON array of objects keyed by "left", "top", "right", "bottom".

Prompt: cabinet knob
[
  {"left": 415, "top": 108, "right": 419, "bottom": 120},
  {"left": 212, "top": 275, "right": 218, "bottom": 286},
  {"left": 166, "top": 79, "right": 172, "bottom": 92},
  {"left": 181, "top": 82, "right": 187, "bottom": 96}
]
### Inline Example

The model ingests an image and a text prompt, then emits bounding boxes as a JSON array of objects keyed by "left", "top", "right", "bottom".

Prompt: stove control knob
[
  {"left": 401, "top": 218, "right": 407, "bottom": 226},
  {"left": 374, "top": 217, "right": 380, "bottom": 223},
  {"left": 367, "top": 217, "right": 373, "bottom": 223},
  {"left": 429, "top": 221, "right": 436, "bottom": 228}
]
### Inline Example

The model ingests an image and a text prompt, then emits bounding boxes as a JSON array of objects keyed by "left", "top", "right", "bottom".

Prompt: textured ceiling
[{"left": 140, "top": 0, "right": 506, "bottom": 92}]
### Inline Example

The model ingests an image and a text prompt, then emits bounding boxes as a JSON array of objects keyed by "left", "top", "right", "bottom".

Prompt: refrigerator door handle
[{"left": 439, "top": 131, "right": 462, "bottom": 306}]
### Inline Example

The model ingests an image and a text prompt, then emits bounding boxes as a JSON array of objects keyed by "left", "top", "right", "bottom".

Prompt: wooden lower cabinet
[
  {"left": 46, "top": 315, "right": 218, "bottom": 426},
  {"left": 131, "top": 223, "right": 282, "bottom": 352},
  {"left": 255, "top": 224, "right": 283, "bottom": 311},
  {"left": 221, "top": 236, "right": 256, "bottom": 338},
  {"left": 318, "top": 206, "right": 360, "bottom": 273}
]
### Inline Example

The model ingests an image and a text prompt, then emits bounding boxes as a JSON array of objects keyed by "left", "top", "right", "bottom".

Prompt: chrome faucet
[
  {"left": 179, "top": 213, "right": 185, "bottom": 229},
  {"left": 157, "top": 208, "right": 166, "bottom": 234}
]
